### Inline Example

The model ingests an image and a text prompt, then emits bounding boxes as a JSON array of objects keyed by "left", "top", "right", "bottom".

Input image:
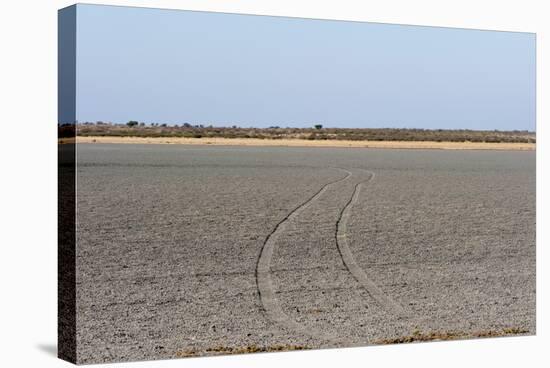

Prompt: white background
[{"left": 0, "top": 0, "right": 547, "bottom": 366}]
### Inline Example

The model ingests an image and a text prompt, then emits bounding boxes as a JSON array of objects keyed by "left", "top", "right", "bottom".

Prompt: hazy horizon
[{"left": 64, "top": 4, "right": 536, "bottom": 131}]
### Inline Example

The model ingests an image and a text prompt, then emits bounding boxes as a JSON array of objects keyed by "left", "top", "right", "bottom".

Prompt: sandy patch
[{"left": 73, "top": 136, "right": 535, "bottom": 150}]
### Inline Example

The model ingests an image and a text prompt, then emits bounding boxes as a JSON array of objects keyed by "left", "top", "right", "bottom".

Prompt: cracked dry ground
[{"left": 72, "top": 144, "right": 535, "bottom": 364}]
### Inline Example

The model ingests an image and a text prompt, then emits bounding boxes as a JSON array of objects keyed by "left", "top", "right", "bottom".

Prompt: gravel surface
[{"left": 74, "top": 144, "right": 535, "bottom": 364}]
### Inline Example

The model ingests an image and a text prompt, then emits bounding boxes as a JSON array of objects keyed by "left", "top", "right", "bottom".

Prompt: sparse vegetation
[
  {"left": 173, "top": 327, "right": 529, "bottom": 358},
  {"left": 373, "top": 327, "right": 530, "bottom": 345},
  {"left": 73, "top": 122, "right": 536, "bottom": 143},
  {"left": 175, "top": 344, "right": 309, "bottom": 358}
]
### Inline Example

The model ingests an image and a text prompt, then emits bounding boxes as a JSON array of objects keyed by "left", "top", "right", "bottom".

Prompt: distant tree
[
  {"left": 314, "top": 124, "right": 323, "bottom": 130},
  {"left": 139, "top": 122, "right": 145, "bottom": 127},
  {"left": 183, "top": 123, "right": 191, "bottom": 128},
  {"left": 160, "top": 123, "right": 167, "bottom": 127},
  {"left": 127, "top": 121, "right": 139, "bottom": 127}
]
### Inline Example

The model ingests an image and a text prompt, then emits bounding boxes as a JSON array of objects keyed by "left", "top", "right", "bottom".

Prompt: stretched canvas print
[{"left": 58, "top": 4, "right": 536, "bottom": 364}]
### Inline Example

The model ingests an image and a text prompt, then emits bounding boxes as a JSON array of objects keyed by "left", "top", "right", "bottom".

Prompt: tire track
[
  {"left": 335, "top": 170, "right": 408, "bottom": 317},
  {"left": 256, "top": 167, "right": 407, "bottom": 345},
  {"left": 256, "top": 167, "right": 351, "bottom": 343}
]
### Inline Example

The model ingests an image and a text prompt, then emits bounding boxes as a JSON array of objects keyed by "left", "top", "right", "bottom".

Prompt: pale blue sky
[{"left": 71, "top": 4, "right": 535, "bottom": 130}]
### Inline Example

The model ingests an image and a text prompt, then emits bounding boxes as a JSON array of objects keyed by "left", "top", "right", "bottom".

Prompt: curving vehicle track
[
  {"left": 256, "top": 167, "right": 407, "bottom": 343},
  {"left": 335, "top": 169, "right": 408, "bottom": 318}
]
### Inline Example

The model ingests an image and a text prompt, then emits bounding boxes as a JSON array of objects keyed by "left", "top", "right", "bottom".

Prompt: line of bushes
[{"left": 73, "top": 122, "right": 536, "bottom": 144}]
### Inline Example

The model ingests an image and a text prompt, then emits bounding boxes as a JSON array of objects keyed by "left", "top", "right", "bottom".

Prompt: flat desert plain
[{"left": 72, "top": 144, "right": 535, "bottom": 363}]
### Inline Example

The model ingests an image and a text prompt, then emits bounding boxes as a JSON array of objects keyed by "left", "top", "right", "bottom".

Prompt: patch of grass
[
  {"left": 175, "top": 350, "right": 198, "bottom": 358},
  {"left": 374, "top": 327, "right": 530, "bottom": 345},
  {"left": 175, "top": 344, "right": 309, "bottom": 358}
]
